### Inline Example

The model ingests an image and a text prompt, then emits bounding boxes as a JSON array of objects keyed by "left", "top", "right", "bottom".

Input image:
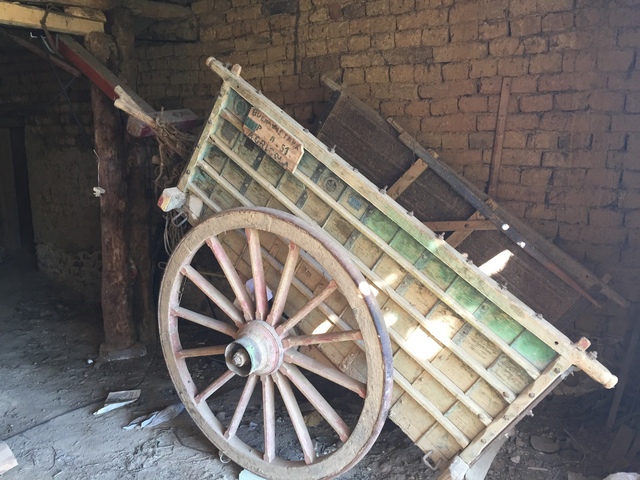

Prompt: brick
[
  {"left": 529, "top": 53, "right": 563, "bottom": 74},
  {"left": 343, "top": 67, "right": 365, "bottom": 85},
  {"left": 504, "top": 131, "right": 528, "bottom": 148},
  {"left": 625, "top": 211, "right": 640, "bottom": 228},
  {"left": 586, "top": 168, "right": 621, "bottom": 188},
  {"left": 418, "top": 79, "right": 477, "bottom": 98},
  {"left": 501, "top": 148, "right": 542, "bottom": 166},
  {"left": 421, "top": 113, "right": 477, "bottom": 132},
  {"left": 283, "top": 87, "right": 325, "bottom": 105},
  {"left": 449, "top": 1, "right": 508, "bottom": 23},
  {"left": 527, "top": 132, "right": 557, "bottom": 149},
  {"left": 371, "top": 32, "right": 395, "bottom": 50},
  {"left": 450, "top": 22, "right": 479, "bottom": 43},
  {"left": 414, "top": 64, "right": 442, "bottom": 84},
  {"left": 521, "top": 167, "right": 553, "bottom": 185},
  {"left": 591, "top": 132, "right": 626, "bottom": 151},
  {"left": 619, "top": 191, "right": 640, "bottom": 209},
  {"left": 511, "top": 75, "right": 539, "bottom": 93},
  {"left": 342, "top": 2, "right": 365, "bottom": 18},
  {"left": 497, "top": 183, "right": 546, "bottom": 202},
  {"left": 459, "top": 95, "right": 488, "bottom": 113},
  {"left": 541, "top": 12, "right": 574, "bottom": 31},
  {"left": 554, "top": 92, "right": 589, "bottom": 111},
  {"left": 395, "top": 29, "right": 423, "bottom": 48},
  {"left": 370, "top": 83, "right": 418, "bottom": 100},
  {"left": 510, "top": 16, "right": 542, "bottom": 36},
  {"left": 390, "top": 0, "right": 415, "bottom": 14},
  {"left": 300, "top": 54, "right": 340, "bottom": 74},
  {"left": 390, "top": 65, "right": 414, "bottom": 83},
  {"left": 477, "top": 113, "right": 498, "bottom": 130},
  {"left": 348, "top": 34, "right": 370, "bottom": 52},
  {"left": 470, "top": 58, "right": 497, "bottom": 78},
  {"left": 421, "top": 26, "right": 449, "bottom": 46},
  {"left": 442, "top": 133, "right": 469, "bottom": 149},
  {"left": 612, "top": 115, "right": 640, "bottom": 132},
  {"left": 556, "top": 205, "right": 588, "bottom": 224},
  {"left": 523, "top": 36, "right": 549, "bottom": 54},
  {"left": 479, "top": 21, "right": 508, "bottom": 40},
  {"left": 608, "top": 71, "right": 640, "bottom": 91},
  {"left": 618, "top": 27, "right": 640, "bottom": 48},
  {"left": 365, "top": 65, "right": 389, "bottom": 83},
  {"left": 489, "top": 37, "right": 523, "bottom": 57},
  {"left": 542, "top": 151, "right": 569, "bottom": 167},
  {"left": 326, "top": 37, "right": 348, "bottom": 53},
  {"left": 397, "top": 8, "right": 448, "bottom": 30},
  {"left": 431, "top": 98, "right": 459, "bottom": 115},
  {"left": 479, "top": 77, "right": 502, "bottom": 94},
  {"left": 382, "top": 47, "right": 433, "bottom": 65},
  {"left": 305, "top": 40, "right": 328, "bottom": 56},
  {"left": 433, "top": 43, "right": 488, "bottom": 62},
  {"left": 381, "top": 100, "right": 408, "bottom": 117},
  {"left": 559, "top": 225, "right": 626, "bottom": 245},
  {"left": 247, "top": 48, "right": 267, "bottom": 64},
  {"left": 405, "top": 100, "right": 431, "bottom": 116},
  {"left": 264, "top": 60, "right": 295, "bottom": 77},
  {"left": 626, "top": 94, "right": 640, "bottom": 114},
  {"left": 609, "top": 7, "right": 640, "bottom": 28},
  {"left": 341, "top": 53, "right": 372, "bottom": 68},
  {"left": 597, "top": 49, "right": 635, "bottom": 72},
  {"left": 442, "top": 63, "right": 470, "bottom": 80},
  {"left": 366, "top": 0, "right": 390, "bottom": 16},
  {"left": 549, "top": 188, "right": 618, "bottom": 207},
  {"left": 468, "top": 131, "right": 494, "bottom": 148},
  {"left": 507, "top": 114, "right": 540, "bottom": 130},
  {"left": 587, "top": 92, "right": 625, "bottom": 112},
  {"left": 498, "top": 57, "right": 529, "bottom": 76},
  {"left": 629, "top": 133, "right": 640, "bottom": 153},
  {"left": 539, "top": 73, "right": 605, "bottom": 92},
  {"left": 520, "top": 94, "right": 553, "bottom": 112},
  {"left": 226, "top": 5, "right": 261, "bottom": 22}
]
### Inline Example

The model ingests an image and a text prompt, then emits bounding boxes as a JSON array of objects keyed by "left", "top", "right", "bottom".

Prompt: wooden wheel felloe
[{"left": 159, "top": 207, "right": 393, "bottom": 480}]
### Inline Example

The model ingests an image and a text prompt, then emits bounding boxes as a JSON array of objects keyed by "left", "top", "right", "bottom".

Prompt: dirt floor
[{"left": 0, "top": 252, "right": 637, "bottom": 480}]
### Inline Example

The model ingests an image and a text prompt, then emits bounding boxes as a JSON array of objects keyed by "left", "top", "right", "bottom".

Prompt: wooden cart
[{"left": 157, "top": 59, "right": 618, "bottom": 480}]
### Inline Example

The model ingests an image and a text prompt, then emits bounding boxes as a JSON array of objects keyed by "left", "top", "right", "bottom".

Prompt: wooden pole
[
  {"left": 85, "top": 32, "right": 137, "bottom": 354},
  {"left": 111, "top": 8, "right": 156, "bottom": 344},
  {"left": 487, "top": 77, "right": 511, "bottom": 198}
]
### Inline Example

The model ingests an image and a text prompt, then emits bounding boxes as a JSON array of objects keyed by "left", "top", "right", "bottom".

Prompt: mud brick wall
[
  {"left": 0, "top": 46, "right": 101, "bottom": 299},
  {"left": 137, "top": 0, "right": 639, "bottom": 353}
]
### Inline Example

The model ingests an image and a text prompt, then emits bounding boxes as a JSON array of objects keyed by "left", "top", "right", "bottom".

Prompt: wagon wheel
[{"left": 159, "top": 207, "right": 393, "bottom": 480}]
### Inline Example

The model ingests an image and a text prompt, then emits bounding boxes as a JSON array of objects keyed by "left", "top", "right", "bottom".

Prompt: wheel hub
[{"left": 225, "top": 321, "right": 283, "bottom": 376}]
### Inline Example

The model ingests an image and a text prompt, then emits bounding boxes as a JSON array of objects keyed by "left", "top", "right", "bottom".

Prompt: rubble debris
[
  {"left": 530, "top": 435, "right": 560, "bottom": 454},
  {"left": 123, "top": 403, "right": 184, "bottom": 430},
  {"left": 94, "top": 389, "right": 141, "bottom": 415}
]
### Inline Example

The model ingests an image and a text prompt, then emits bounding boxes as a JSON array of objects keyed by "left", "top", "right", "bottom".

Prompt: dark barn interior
[{"left": 1, "top": 1, "right": 639, "bottom": 479}]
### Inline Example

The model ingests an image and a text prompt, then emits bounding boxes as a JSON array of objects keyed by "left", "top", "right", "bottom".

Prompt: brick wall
[
  {"left": 137, "top": 0, "right": 640, "bottom": 349},
  {"left": 0, "top": 44, "right": 101, "bottom": 299}
]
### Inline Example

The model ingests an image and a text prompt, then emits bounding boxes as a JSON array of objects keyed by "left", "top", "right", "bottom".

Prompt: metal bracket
[{"left": 422, "top": 450, "right": 443, "bottom": 471}]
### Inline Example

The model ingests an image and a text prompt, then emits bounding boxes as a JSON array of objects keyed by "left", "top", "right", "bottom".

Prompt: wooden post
[
  {"left": 111, "top": 8, "right": 156, "bottom": 344},
  {"left": 85, "top": 32, "right": 138, "bottom": 356},
  {"left": 487, "top": 77, "right": 511, "bottom": 198}
]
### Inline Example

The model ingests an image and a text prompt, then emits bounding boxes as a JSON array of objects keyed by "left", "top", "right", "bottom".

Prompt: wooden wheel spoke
[
  {"left": 225, "top": 375, "right": 258, "bottom": 439},
  {"left": 280, "top": 363, "right": 351, "bottom": 442},
  {"left": 194, "top": 370, "right": 235, "bottom": 404},
  {"left": 285, "top": 350, "right": 366, "bottom": 398},
  {"left": 176, "top": 345, "right": 227, "bottom": 359},
  {"left": 276, "top": 280, "right": 338, "bottom": 334},
  {"left": 262, "top": 375, "right": 276, "bottom": 463},
  {"left": 171, "top": 306, "right": 237, "bottom": 337},
  {"left": 246, "top": 228, "right": 269, "bottom": 321},
  {"left": 282, "top": 330, "right": 362, "bottom": 349},
  {"left": 206, "top": 236, "right": 255, "bottom": 321},
  {"left": 181, "top": 265, "right": 244, "bottom": 327},
  {"left": 266, "top": 242, "right": 300, "bottom": 326},
  {"left": 273, "top": 372, "right": 316, "bottom": 465}
]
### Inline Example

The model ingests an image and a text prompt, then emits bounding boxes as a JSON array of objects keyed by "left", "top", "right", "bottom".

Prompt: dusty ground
[{"left": 0, "top": 252, "right": 635, "bottom": 480}]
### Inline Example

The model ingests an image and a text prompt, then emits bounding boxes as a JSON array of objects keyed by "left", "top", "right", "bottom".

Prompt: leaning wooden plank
[
  {"left": 0, "top": 442, "right": 18, "bottom": 475},
  {"left": 388, "top": 120, "right": 629, "bottom": 310},
  {"left": 387, "top": 158, "right": 429, "bottom": 199},
  {"left": 424, "top": 220, "right": 497, "bottom": 233},
  {"left": 0, "top": 2, "right": 104, "bottom": 34},
  {"left": 23, "top": 0, "right": 193, "bottom": 20},
  {"left": 487, "top": 78, "right": 511, "bottom": 198},
  {"left": 446, "top": 212, "right": 484, "bottom": 248}
]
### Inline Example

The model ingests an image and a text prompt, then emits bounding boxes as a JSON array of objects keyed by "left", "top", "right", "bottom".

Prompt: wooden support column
[
  {"left": 85, "top": 32, "right": 138, "bottom": 357},
  {"left": 111, "top": 7, "right": 156, "bottom": 344}
]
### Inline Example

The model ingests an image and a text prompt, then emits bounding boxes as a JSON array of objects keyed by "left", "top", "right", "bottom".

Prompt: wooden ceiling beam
[
  {"left": 0, "top": 2, "right": 104, "bottom": 35},
  {"left": 21, "top": 0, "right": 193, "bottom": 20}
]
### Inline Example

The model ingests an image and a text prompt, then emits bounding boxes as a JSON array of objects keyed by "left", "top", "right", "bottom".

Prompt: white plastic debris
[
  {"left": 123, "top": 403, "right": 184, "bottom": 430},
  {"left": 93, "top": 390, "right": 141, "bottom": 415},
  {"left": 604, "top": 474, "right": 640, "bottom": 480},
  {"left": 93, "top": 187, "right": 105, "bottom": 197}
]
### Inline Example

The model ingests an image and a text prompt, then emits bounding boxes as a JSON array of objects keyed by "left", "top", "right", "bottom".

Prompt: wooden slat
[
  {"left": 487, "top": 77, "right": 511, "bottom": 198},
  {"left": 0, "top": 2, "right": 104, "bottom": 34},
  {"left": 387, "top": 158, "right": 429, "bottom": 199},
  {"left": 446, "top": 212, "right": 484, "bottom": 248},
  {"left": 22, "top": 0, "right": 193, "bottom": 20},
  {"left": 425, "top": 219, "right": 497, "bottom": 233}
]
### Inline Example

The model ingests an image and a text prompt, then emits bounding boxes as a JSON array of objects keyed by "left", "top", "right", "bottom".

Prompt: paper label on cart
[{"left": 243, "top": 107, "right": 303, "bottom": 172}]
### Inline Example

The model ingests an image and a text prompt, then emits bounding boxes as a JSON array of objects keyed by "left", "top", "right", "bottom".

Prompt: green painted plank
[
  {"left": 511, "top": 331, "right": 557, "bottom": 370},
  {"left": 362, "top": 208, "right": 401, "bottom": 243},
  {"left": 447, "top": 278, "right": 485, "bottom": 313},
  {"left": 421, "top": 257, "right": 457, "bottom": 291},
  {"left": 389, "top": 230, "right": 425, "bottom": 264},
  {"left": 474, "top": 302, "right": 524, "bottom": 343}
]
